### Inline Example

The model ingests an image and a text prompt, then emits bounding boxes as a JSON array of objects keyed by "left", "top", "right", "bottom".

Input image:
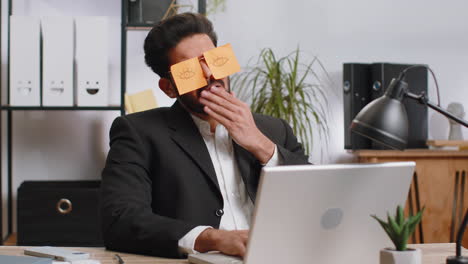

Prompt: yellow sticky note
[
  {"left": 170, "top": 57, "right": 207, "bottom": 95},
  {"left": 125, "top": 89, "right": 158, "bottom": 114},
  {"left": 203, "top": 43, "right": 241, "bottom": 79}
]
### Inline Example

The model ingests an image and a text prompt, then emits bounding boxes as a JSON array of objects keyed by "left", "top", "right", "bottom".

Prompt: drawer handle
[{"left": 56, "top": 198, "right": 72, "bottom": 214}]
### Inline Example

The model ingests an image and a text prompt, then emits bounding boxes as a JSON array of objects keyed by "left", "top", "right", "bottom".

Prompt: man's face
[{"left": 167, "top": 34, "right": 230, "bottom": 115}]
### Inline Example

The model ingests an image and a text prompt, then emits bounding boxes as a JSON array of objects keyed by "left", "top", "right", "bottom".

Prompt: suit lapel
[
  {"left": 233, "top": 142, "right": 259, "bottom": 203},
  {"left": 167, "top": 102, "right": 220, "bottom": 193}
]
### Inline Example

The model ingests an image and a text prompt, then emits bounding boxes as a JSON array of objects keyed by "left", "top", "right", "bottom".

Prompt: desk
[
  {"left": 0, "top": 244, "right": 466, "bottom": 264},
  {"left": 0, "top": 246, "right": 187, "bottom": 264},
  {"left": 356, "top": 150, "right": 468, "bottom": 245}
]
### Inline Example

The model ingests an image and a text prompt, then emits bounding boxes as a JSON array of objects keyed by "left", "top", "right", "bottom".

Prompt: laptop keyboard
[{"left": 188, "top": 253, "right": 243, "bottom": 264}]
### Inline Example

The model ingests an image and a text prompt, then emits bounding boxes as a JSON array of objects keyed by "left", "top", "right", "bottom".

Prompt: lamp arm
[
  {"left": 405, "top": 92, "right": 468, "bottom": 128},
  {"left": 407, "top": 91, "right": 468, "bottom": 262},
  {"left": 454, "top": 210, "right": 468, "bottom": 257}
]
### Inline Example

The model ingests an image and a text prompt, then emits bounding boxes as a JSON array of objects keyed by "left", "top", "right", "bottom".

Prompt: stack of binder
[{"left": 9, "top": 16, "right": 110, "bottom": 107}]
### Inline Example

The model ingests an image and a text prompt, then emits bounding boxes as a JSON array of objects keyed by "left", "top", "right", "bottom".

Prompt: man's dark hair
[{"left": 144, "top": 13, "right": 218, "bottom": 78}]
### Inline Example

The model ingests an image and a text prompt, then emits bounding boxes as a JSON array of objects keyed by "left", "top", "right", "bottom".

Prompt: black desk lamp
[{"left": 349, "top": 65, "right": 468, "bottom": 264}]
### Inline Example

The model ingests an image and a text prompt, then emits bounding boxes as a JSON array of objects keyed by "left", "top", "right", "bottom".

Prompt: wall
[
  {"left": 1, "top": 0, "right": 468, "bottom": 236},
  {"left": 208, "top": 0, "right": 468, "bottom": 164}
]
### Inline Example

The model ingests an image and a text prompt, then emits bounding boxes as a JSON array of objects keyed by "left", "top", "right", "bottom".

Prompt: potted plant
[
  {"left": 372, "top": 205, "right": 425, "bottom": 264},
  {"left": 232, "top": 47, "right": 330, "bottom": 156}
]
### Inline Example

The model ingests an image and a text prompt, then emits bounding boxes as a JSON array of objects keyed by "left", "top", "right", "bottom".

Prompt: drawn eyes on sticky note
[
  {"left": 169, "top": 43, "right": 241, "bottom": 95},
  {"left": 210, "top": 56, "right": 229, "bottom": 67},
  {"left": 203, "top": 43, "right": 240, "bottom": 79},
  {"left": 170, "top": 57, "right": 207, "bottom": 96},
  {"left": 178, "top": 68, "right": 196, "bottom": 80}
]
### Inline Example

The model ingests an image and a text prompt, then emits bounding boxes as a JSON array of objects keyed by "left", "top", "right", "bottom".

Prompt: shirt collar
[
  {"left": 190, "top": 114, "right": 214, "bottom": 137},
  {"left": 190, "top": 114, "right": 233, "bottom": 152}
]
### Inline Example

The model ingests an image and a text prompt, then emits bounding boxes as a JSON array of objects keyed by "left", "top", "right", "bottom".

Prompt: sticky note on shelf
[
  {"left": 203, "top": 43, "right": 241, "bottom": 79},
  {"left": 125, "top": 89, "right": 158, "bottom": 114},
  {"left": 170, "top": 57, "right": 207, "bottom": 95}
]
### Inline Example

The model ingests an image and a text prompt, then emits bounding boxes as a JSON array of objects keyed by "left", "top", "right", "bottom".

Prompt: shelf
[
  {"left": 126, "top": 24, "right": 153, "bottom": 31},
  {"left": 427, "top": 140, "right": 468, "bottom": 148},
  {"left": 0, "top": 106, "right": 124, "bottom": 111},
  {"left": 0, "top": 0, "right": 129, "bottom": 246},
  {"left": 354, "top": 149, "right": 468, "bottom": 158}
]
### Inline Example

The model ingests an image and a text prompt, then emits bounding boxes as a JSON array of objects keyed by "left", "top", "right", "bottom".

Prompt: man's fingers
[
  {"left": 208, "top": 86, "right": 244, "bottom": 107},
  {"left": 238, "top": 245, "right": 246, "bottom": 257},
  {"left": 240, "top": 230, "right": 249, "bottom": 238},
  {"left": 235, "top": 230, "right": 249, "bottom": 242},
  {"left": 200, "top": 89, "right": 250, "bottom": 124},
  {"left": 204, "top": 106, "right": 232, "bottom": 128},
  {"left": 215, "top": 230, "right": 250, "bottom": 258},
  {"left": 232, "top": 240, "right": 246, "bottom": 257},
  {"left": 201, "top": 89, "right": 238, "bottom": 113},
  {"left": 200, "top": 97, "right": 235, "bottom": 117},
  {"left": 242, "top": 234, "right": 248, "bottom": 245},
  {"left": 201, "top": 98, "right": 238, "bottom": 123}
]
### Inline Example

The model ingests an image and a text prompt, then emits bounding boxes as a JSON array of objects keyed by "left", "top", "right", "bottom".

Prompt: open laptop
[{"left": 188, "top": 162, "right": 415, "bottom": 264}]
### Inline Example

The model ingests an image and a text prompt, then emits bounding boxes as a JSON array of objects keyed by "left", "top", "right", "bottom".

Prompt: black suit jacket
[{"left": 101, "top": 102, "right": 309, "bottom": 258}]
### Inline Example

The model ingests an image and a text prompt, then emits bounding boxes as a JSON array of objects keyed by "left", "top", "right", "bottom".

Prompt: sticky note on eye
[
  {"left": 170, "top": 57, "right": 207, "bottom": 95},
  {"left": 203, "top": 43, "right": 241, "bottom": 79}
]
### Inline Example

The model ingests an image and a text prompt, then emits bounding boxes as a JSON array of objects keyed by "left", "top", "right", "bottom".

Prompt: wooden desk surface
[
  {"left": 355, "top": 149, "right": 468, "bottom": 158},
  {"left": 0, "top": 246, "right": 188, "bottom": 264},
  {"left": 0, "top": 244, "right": 466, "bottom": 264}
]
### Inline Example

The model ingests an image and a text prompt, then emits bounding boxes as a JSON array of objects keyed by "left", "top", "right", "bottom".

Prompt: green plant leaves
[
  {"left": 232, "top": 47, "right": 329, "bottom": 155},
  {"left": 397, "top": 206, "right": 404, "bottom": 226},
  {"left": 206, "top": 0, "right": 226, "bottom": 15},
  {"left": 371, "top": 205, "right": 425, "bottom": 251}
]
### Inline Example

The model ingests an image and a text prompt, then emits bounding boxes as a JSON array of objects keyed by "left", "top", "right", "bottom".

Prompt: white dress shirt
[{"left": 178, "top": 115, "right": 281, "bottom": 254}]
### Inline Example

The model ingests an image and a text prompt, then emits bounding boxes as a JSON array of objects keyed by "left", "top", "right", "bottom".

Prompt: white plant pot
[{"left": 380, "top": 248, "right": 421, "bottom": 264}]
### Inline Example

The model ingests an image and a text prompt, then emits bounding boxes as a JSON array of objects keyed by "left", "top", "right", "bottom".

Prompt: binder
[
  {"left": 41, "top": 17, "right": 74, "bottom": 106},
  {"left": 10, "top": 16, "right": 41, "bottom": 106},
  {"left": 75, "top": 17, "right": 109, "bottom": 106},
  {"left": 343, "top": 63, "right": 372, "bottom": 150}
]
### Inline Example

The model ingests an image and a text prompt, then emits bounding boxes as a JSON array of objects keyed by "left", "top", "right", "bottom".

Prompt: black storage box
[{"left": 17, "top": 181, "right": 103, "bottom": 246}]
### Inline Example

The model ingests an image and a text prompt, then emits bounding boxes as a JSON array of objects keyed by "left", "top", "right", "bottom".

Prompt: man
[{"left": 101, "top": 13, "right": 309, "bottom": 259}]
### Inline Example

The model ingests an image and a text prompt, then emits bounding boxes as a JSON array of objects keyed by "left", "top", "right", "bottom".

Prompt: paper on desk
[
  {"left": 53, "top": 260, "right": 101, "bottom": 264},
  {"left": 0, "top": 254, "right": 52, "bottom": 264}
]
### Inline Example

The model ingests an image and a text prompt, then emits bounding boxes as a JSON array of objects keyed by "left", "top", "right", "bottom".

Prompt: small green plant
[{"left": 371, "top": 205, "right": 425, "bottom": 251}]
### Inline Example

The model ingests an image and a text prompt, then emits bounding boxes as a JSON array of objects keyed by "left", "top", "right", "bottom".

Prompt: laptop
[{"left": 188, "top": 162, "right": 415, "bottom": 264}]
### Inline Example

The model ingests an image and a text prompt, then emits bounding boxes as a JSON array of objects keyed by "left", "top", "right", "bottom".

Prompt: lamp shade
[{"left": 350, "top": 95, "right": 409, "bottom": 150}]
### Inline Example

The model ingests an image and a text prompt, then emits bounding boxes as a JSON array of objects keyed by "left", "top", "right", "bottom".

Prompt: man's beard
[{"left": 177, "top": 78, "right": 230, "bottom": 115}]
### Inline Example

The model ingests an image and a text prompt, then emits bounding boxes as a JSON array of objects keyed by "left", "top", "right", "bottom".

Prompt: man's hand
[
  {"left": 200, "top": 86, "right": 275, "bottom": 164},
  {"left": 194, "top": 229, "right": 249, "bottom": 257}
]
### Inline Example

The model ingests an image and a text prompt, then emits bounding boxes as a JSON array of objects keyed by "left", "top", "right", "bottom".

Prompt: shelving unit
[
  {"left": 0, "top": 0, "right": 127, "bottom": 244},
  {"left": 0, "top": 0, "right": 207, "bottom": 245},
  {"left": 125, "top": 26, "right": 153, "bottom": 31},
  {"left": 0, "top": 106, "right": 123, "bottom": 111},
  {"left": 0, "top": 0, "right": 3, "bottom": 246}
]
